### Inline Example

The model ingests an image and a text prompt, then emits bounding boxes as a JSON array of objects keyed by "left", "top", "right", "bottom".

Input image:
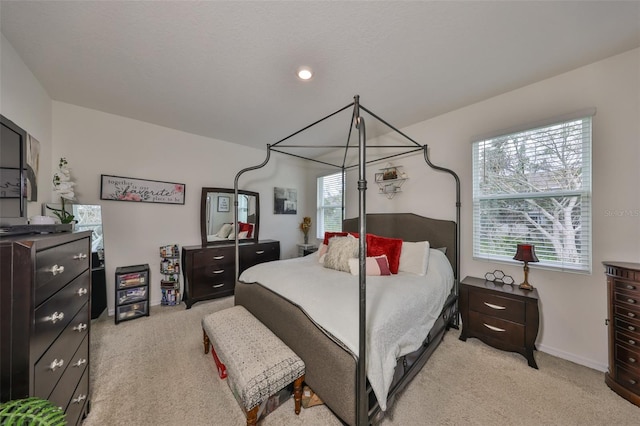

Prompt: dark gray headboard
[{"left": 343, "top": 213, "right": 457, "bottom": 277}]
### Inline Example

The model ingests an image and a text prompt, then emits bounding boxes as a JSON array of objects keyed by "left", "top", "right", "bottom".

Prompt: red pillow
[
  {"left": 323, "top": 231, "right": 359, "bottom": 246},
  {"left": 239, "top": 222, "right": 253, "bottom": 238},
  {"left": 366, "top": 234, "right": 403, "bottom": 274}
]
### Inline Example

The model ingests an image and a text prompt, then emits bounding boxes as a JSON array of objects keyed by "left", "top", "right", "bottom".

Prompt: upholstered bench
[{"left": 202, "top": 305, "right": 305, "bottom": 426}]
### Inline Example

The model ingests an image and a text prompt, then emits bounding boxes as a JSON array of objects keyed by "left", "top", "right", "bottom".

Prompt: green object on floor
[{"left": 0, "top": 397, "right": 66, "bottom": 425}]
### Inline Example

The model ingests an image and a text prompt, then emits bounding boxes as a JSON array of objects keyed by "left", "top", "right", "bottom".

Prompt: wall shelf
[{"left": 375, "top": 165, "right": 407, "bottom": 199}]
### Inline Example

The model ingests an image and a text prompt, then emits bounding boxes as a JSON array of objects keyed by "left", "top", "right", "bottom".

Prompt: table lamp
[{"left": 513, "top": 244, "right": 539, "bottom": 291}]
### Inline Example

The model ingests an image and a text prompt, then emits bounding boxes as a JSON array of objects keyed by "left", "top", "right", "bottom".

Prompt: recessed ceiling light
[{"left": 297, "top": 67, "right": 313, "bottom": 81}]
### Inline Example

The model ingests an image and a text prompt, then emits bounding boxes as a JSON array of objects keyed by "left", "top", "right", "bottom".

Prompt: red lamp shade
[{"left": 513, "top": 244, "right": 539, "bottom": 263}]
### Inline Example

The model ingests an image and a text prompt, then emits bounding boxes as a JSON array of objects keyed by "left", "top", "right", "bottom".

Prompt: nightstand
[
  {"left": 297, "top": 243, "right": 318, "bottom": 257},
  {"left": 459, "top": 276, "right": 540, "bottom": 369}
]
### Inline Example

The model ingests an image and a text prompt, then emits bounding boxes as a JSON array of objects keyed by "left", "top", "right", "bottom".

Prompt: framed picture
[
  {"left": 217, "top": 195, "right": 230, "bottom": 212},
  {"left": 374, "top": 173, "right": 383, "bottom": 183},
  {"left": 100, "top": 174, "right": 185, "bottom": 204},
  {"left": 274, "top": 187, "right": 297, "bottom": 214}
]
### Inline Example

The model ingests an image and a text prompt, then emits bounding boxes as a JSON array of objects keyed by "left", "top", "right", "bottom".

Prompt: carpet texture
[{"left": 83, "top": 297, "right": 639, "bottom": 425}]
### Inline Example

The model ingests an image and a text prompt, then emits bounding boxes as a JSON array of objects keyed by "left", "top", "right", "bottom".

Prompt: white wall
[
  {"left": 52, "top": 102, "right": 309, "bottom": 312},
  {"left": 335, "top": 48, "right": 639, "bottom": 371},
  {"left": 0, "top": 34, "right": 53, "bottom": 219}
]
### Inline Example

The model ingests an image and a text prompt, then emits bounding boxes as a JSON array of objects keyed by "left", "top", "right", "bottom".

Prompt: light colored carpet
[{"left": 83, "top": 297, "right": 639, "bottom": 425}]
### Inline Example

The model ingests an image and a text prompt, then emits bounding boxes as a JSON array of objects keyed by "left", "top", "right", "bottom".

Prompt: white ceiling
[{"left": 2, "top": 1, "right": 639, "bottom": 153}]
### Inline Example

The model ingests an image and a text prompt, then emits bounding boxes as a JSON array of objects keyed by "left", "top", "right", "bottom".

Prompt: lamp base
[{"left": 519, "top": 281, "right": 534, "bottom": 291}]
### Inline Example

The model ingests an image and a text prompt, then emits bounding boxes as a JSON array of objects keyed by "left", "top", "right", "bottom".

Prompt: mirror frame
[{"left": 200, "top": 187, "right": 260, "bottom": 246}]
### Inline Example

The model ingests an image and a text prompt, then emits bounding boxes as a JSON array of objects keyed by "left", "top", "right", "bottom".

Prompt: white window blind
[
  {"left": 472, "top": 115, "right": 592, "bottom": 273},
  {"left": 317, "top": 172, "right": 343, "bottom": 238}
]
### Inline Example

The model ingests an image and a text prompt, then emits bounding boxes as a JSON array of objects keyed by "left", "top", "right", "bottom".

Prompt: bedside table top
[{"left": 461, "top": 276, "right": 539, "bottom": 300}]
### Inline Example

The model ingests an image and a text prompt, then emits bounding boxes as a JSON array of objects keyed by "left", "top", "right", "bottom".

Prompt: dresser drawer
[
  {"left": 47, "top": 335, "right": 88, "bottom": 411},
  {"left": 615, "top": 343, "right": 640, "bottom": 373},
  {"left": 615, "top": 317, "right": 640, "bottom": 336},
  {"left": 35, "top": 238, "right": 90, "bottom": 306},
  {"left": 616, "top": 364, "right": 640, "bottom": 394},
  {"left": 64, "top": 366, "right": 89, "bottom": 426},
  {"left": 615, "top": 279, "right": 640, "bottom": 294},
  {"left": 615, "top": 329, "right": 640, "bottom": 349},
  {"left": 615, "top": 290, "right": 640, "bottom": 310},
  {"left": 468, "top": 292, "right": 525, "bottom": 324},
  {"left": 33, "top": 271, "right": 90, "bottom": 360},
  {"left": 240, "top": 241, "right": 280, "bottom": 271},
  {"left": 468, "top": 310, "right": 525, "bottom": 348},
  {"left": 191, "top": 268, "right": 235, "bottom": 298},
  {"left": 193, "top": 247, "right": 234, "bottom": 268},
  {"left": 34, "top": 302, "right": 89, "bottom": 399},
  {"left": 614, "top": 304, "right": 640, "bottom": 323}
]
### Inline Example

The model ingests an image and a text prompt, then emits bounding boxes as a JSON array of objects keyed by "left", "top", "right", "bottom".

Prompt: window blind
[
  {"left": 472, "top": 115, "right": 592, "bottom": 273},
  {"left": 317, "top": 172, "right": 343, "bottom": 238}
]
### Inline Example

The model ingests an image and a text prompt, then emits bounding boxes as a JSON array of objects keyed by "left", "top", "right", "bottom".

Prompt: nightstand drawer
[
  {"left": 469, "top": 292, "right": 525, "bottom": 324},
  {"left": 468, "top": 311, "right": 525, "bottom": 347}
]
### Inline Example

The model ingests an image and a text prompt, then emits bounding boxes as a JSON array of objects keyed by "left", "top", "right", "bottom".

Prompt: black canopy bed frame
[{"left": 231, "top": 95, "right": 461, "bottom": 425}]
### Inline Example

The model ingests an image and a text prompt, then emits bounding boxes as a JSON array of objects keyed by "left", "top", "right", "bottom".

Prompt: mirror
[
  {"left": 200, "top": 187, "right": 259, "bottom": 246},
  {"left": 0, "top": 114, "right": 27, "bottom": 226}
]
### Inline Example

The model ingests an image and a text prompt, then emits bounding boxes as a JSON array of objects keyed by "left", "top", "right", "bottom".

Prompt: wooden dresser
[
  {"left": 1, "top": 231, "right": 92, "bottom": 425},
  {"left": 459, "top": 276, "right": 540, "bottom": 368},
  {"left": 182, "top": 240, "right": 279, "bottom": 308},
  {"left": 604, "top": 261, "right": 640, "bottom": 407}
]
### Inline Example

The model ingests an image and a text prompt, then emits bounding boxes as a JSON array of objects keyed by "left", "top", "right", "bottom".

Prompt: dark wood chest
[{"left": 182, "top": 240, "right": 279, "bottom": 308}]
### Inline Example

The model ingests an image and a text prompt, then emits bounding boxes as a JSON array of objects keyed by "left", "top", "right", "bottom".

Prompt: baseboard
[{"left": 537, "top": 343, "right": 608, "bottom": 372}]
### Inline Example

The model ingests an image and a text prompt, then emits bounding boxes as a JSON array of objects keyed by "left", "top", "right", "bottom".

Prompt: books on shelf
[{"left": 160, "top": 244, "right": 181, "bottom": 306}]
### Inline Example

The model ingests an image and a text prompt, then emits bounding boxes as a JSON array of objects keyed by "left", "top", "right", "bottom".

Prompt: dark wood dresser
[
  {"left": 604, "top": 261, "right": 640, "bottom": 407},
  {"left": 459, "top": 276, "right": 540, "bottom": 368},
  {"left": 1, "top": 231, "right": 92, "bottom": 425},
  {"left": 182, "top": 240, "right": 279, "bottom": 308}
]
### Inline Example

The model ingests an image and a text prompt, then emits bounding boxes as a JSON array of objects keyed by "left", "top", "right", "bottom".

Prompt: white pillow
[
  {"left": 399, "top": 241, "right": 430, "bottom": 275},
  {"left": 216, "top": 223, "right": 233, "bottom": 238}
]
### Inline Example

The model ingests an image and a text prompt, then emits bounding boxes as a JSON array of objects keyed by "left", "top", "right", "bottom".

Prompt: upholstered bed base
[{"left": 235, "top": 213, "right": 458, "bottom": 425}]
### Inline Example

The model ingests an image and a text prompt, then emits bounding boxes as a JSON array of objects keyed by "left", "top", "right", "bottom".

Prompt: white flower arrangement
[{"left": 48, "top": 157, "right": 76, "bottom": 224}]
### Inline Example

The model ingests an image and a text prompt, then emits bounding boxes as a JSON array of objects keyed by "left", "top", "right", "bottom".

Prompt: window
[
  {"left": 472, "top": 114, "right": 592, "bottom": 273},
  {"left": 317, "top": 172, "right": 343, "bottom": 238}
]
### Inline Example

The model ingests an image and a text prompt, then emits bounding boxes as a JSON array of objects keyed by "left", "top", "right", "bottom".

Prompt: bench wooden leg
[
  {"left": 246, "top": 405, "right": 259, "bottom": 426},
  {"left": 203, "top": 328, "right": 210, "bottom": 354},
  {"left": 293, "top": 375, "right": 304, "bottom": 415}
]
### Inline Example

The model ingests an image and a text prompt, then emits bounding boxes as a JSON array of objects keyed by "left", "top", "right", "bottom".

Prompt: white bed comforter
[{"left": 238, "top": 248, "right": 454, "bottom": 410}]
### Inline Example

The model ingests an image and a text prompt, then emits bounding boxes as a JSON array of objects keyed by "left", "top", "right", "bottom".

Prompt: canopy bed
[{"left": 231, "top": 96, "right": 460, "bottom": 425}]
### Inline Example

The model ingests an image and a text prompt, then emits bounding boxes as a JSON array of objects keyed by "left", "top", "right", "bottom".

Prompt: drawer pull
[
  {"left": 212, "top": 283, "right": 225, "bottom": 288},
  {"left": 483, "top": 302, "right": 506, "bottom": 310},
  {"left": 48, "top": 359, "right": 64, "bottom": 371},
  {"left": 627, "top": 285, "right": 636, "bottom": 290},
  {"left": 629, "top": 312, "right": 637, "bottom": 318},
  {"left": 627, "top": 298, "right": 636, "bottom": 304},
  {"left": 50, "top": 264, "right": 65, "bottom": 275},
  {"left": 629, "top": 325, "right": 637, "bottom": 332},
  {"left": 629, "top": 357, "right": 637, "bottom": 363},
  {"left": 629, "top": 339, "right": 637, "bottom": 345},
  {"left": 73, "top": 253, "right": 88, "bottom": 260},
  {"left": 213, "top": 255, "right": 225, "bottom": 260},
  {"left": 212, "top": 270, "right": 225, "bottom": 274},
  {"left": 77, "top": 287, "right": 88, "bottom": 296},
  {"left": 483, "top": 323, "right": 506, "bottom": 332},
  {"left": 73, "top": 323, "right": 88, "bottom": 332},
  {"left": 630, "top": 379, "right": 638, "bottom": 385},
  {"left": 71, "top": 394, "right": 87, "bottom": 404},
  {"left": 256, "top": 250, "right": 265, "bottom": 255},
  {"left": 73, "top": 358, "right": 87, "bottom": 368},
  {"left": 47, "top": 311, "right": 65, "bottom": 323}
]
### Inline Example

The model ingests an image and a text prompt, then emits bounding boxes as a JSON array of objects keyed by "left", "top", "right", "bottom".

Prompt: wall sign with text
[{"left": 100, "top": 174, "right": 185, "bottom": 205}]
